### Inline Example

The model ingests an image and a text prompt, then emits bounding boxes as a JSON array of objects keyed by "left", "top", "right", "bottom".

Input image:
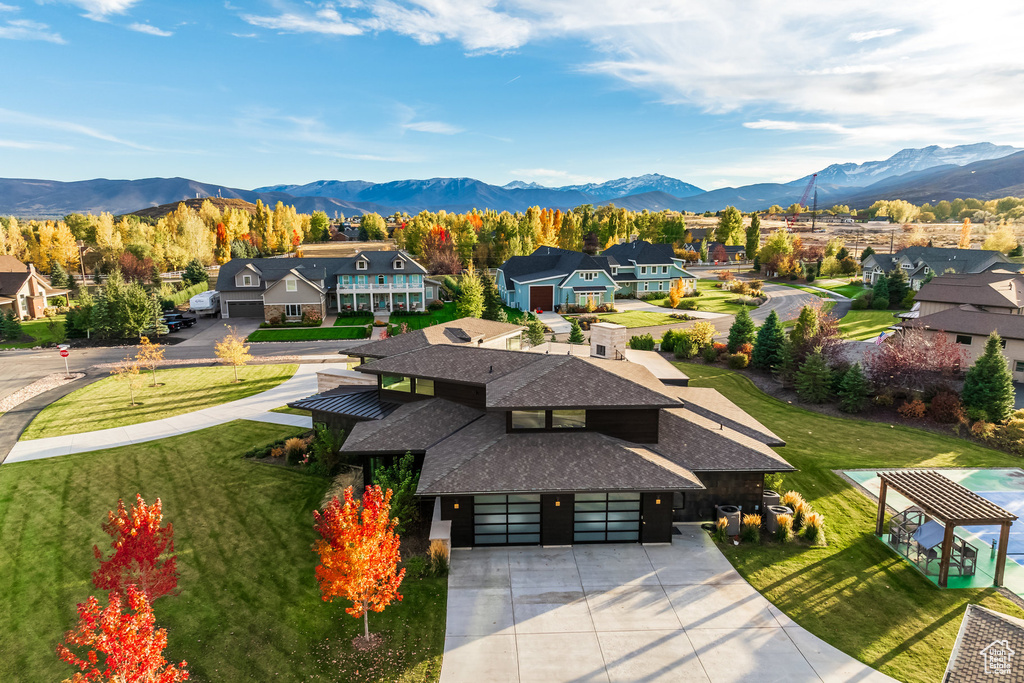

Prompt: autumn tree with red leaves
[
  {"left": 57, "top": 585, "right": 189, "bottom": 683},
  {"left": 93, "top": 495, "right": 178, "bottom": 601},
  {"left": 422, "top": 225, "right": 462, "bottom": 275},
  {"left": 866, "top": 328, "right": 967, "bottom": 393},
  {"left": 313, "top": 485, "right": 405, "bottom": 646}
]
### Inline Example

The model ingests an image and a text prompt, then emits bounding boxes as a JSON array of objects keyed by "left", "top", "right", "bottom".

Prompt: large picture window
[
  {"left": 552, "top": 409, "right": 586, "bottom": 429},
  {"left": 285, "top": 304, "right": 301, "bottom": 317},
  {"left": 415, "top": 378, "right": 434, "bottom": 396},
  {"left": 382, "top": 374, "right": 412, "bottom": 392}
]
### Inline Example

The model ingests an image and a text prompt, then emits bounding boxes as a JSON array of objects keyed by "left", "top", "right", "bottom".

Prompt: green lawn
[
  {"left": 773, "top": 281, "right": 834, "bottom": 299},
  {"left": 646, "top": 280, "right": 753, "bottom": 315},
  {"left": 248, "top": 326, "right": 369, "bottom": 341},
  {"left": 0, "top": 421, "right": 446, "bottom": 682},
  {"left": 836, "top": 309, "right": 902, "bottom": 340},
  {"left": 815, "top": 278, "right": 871, "bottom": 299},
  {"left": 22, "top": 365, "right": 297, "bottom": 439},
  {"left": 334, "top": 313, "right": 374, "bottom": 326},
  {"left": 596, "top": 310, "right": 686, "bottom": 328},
  {"left": 270, "top": 405, "right": 311, "bottom": 416},
  {"left": 0, "top": 315, "right": 66, "bottom": 349},
  {"left": 674, "top": 362, "right": 1024, "bottom": 683}
]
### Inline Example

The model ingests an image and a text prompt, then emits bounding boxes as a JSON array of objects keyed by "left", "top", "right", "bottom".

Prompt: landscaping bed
[
  {"left": 248, "top": 326, "right": 370, "bottom": 341},
  {"left": 0, "top": 421, "right": 446, "bottom": 682},
  {"left": 0, "top": 315, "right": 67, "bottom": 350},
  {"left": 21, "top": 364, "right": 298, "bottom": 439},
  {"left": 674, "top": 361, "right": 1024, "bottom": 683}
]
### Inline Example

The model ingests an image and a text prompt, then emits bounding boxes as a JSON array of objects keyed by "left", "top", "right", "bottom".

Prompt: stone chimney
[{"left": 590, "top": 322, "right": 628, "bottom": 360}]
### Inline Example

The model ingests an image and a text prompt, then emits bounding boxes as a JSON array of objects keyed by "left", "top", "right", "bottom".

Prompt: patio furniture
[{"left": 877, "top": 470, "right": 1014, "bottom": 587}]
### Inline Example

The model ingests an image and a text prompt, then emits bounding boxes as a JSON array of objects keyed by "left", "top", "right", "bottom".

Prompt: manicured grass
[
  {"left": 391, "top": 303, "right": 458, "bottom": 330},
  {"left": 22, "top": 365, "right": 297, "bottom": 439},
  {"left": 596, "top": 310, "right": 686, "bottom": 328},
  {"left": 270, "top": 405, "right": 311, "bottom": 416},
  {"left": 0, "top": 421, "right": 446, "bottom": 682},
  {"left": 836, "top": 309, "right": 902, "bottom": 340},
  {"left": 334, "top": 313, "right": 374, "bottom": 326},
  {"left": 248, "top": 326, "right": 369, "bottom": 341},
  {"left": 646, "top": 280, "right": 752, "bottom": 315},
  {"left": 0, "top": 315, "right": 66, "bottom": 349},
  {"left": 816, "top": 278, "right": 871, "bottom": 299},
  {"left": 673, "top": 362, "right": 1024, "bottom": 683},
  {"left": 773, "top": 281, "right": 833, "bottom": 299}
]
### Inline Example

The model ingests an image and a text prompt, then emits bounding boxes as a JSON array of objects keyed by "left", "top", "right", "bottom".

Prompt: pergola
[{"left": 875, "top": 469, "right": 1018, "bottom": 588}]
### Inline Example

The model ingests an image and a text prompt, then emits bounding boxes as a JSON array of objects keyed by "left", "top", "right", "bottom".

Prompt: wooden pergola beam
[
  {"left": 996, "top": 522, "right": 1011, "bottom": 587},
  {"left": 939, "top": 522, "right": 956, "bottom": 588},
  {"left": 875, "top": 479, "right": 888, "bottom": 536}
]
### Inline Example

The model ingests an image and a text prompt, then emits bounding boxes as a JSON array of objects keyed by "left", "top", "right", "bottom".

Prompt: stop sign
[{"left": 59, "top": 349, "right": 69, "bottom": 358}]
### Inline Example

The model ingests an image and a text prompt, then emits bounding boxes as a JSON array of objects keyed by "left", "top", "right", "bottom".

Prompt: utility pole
[
  {"left": 811, "top": 190, "right": 818, "bottom": 233},
  {"left": 76, "top": 240, "right": 87, "bottom": 283},
  {"left": 890, "top": 228, "right": 895, "bottom": 254}
]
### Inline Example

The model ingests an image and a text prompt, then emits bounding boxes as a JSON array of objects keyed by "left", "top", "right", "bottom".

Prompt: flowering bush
[
  {"left": 774, "top": 514, "right": 793, "bottom": 543},
  {"left": 741, "top": 514, "right": 761, "bottom": 543}
]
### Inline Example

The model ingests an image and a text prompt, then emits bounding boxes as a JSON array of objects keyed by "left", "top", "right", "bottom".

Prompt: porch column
[
  {"left": 875, "top": 479, "right": 888, "bottom": 536},
  {"left": 389, "top": 290, "right": 393, "bottom": 312},
  {"left": 996, "top": 521, "right": 1011, "bottom": 587},
  {"left": 336, "top": 289, "right": 340, "bottom": 310},
  {"left": 938, "top": 521, "right": 956, "bottom": 588}
]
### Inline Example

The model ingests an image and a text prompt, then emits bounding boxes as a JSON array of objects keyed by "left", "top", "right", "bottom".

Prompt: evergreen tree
[
  {"left": 962, "top": 332, "right": 1015, "bottom": 423},
  {"left": 372, "top": 451, "right": 420, "bottom": 534},
  {"left": 480, "top": 271, "right": 503, "bottom": 321},
  {"left": 860, "top": 246, "right": 875, "bottom": 262},
  {"left": 887, "top": 267, "right": 909, "bottom": 308},
  {"left": 456, "top": 268, "right": 484, "bottom": 319},
  {"left": 525, "top": 317, "right": 546, "bottom": 346},
  {"left": 182, "top": 258, "right": 208, "bottom": 286},
  {"left": 715, "top": 206, "right": 744, "bottom": 245},
  {"left": 745, "top": 213, "right": 761, "bottom": 261},
  {"left": 568, "top": 318, "right": 585, "bottom": 345},
  {"left": 727, "top": 306, "right": 756, "bottom": 353},
  {"left": 752, "top": 310, "right": 786, "bottom": 372},
  {"left": 872, "top": 275, "right": 890, "bottom": 309},
  {"left": 837, "top": 363, "right": 870, "bottom": 413},
  {"left": 795, "top": 348, "right": 832, "bottom": 404},
  {"left": 699, "top": 238, "right": 709, "bottom": 262},
  {"left": 50, "top": 261, "right": 70, "bottom": 288},
  {"left": 789, "top": 305, "right": 819, "bottom": 350},
  {"left": 2, "top": 309, "right": 22, "bottom": 340}
]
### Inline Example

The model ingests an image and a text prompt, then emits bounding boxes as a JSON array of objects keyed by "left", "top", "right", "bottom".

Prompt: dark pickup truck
[{"left": 162, "top": 313, "right": 197, "bottom": 332}]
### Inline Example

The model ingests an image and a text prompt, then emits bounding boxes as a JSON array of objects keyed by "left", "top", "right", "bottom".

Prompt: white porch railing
[{"left": 339, "top": 283, "right": 425, "bottom": 291}]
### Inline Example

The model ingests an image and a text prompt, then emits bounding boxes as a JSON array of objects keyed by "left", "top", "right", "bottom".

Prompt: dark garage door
[
  {"left": 573, "top": 492, "right": 641, "bottom": 542},
  {"left": 226, "top": 300, "right": 263, "bottom": 318},
  {"left": 529, "top": 285, "right": 554, "bottom": 311},
  {"left": 473, "top": 494, "right": 541, "bottom": 545}
]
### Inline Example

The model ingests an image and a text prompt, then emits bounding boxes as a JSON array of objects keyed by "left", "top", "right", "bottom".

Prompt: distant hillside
[
  {"left": 597, "top": 190, "right": 689, "bottom": 212},
  {"left": 128, "top": 197, "right": 258, "bottom": 219}
]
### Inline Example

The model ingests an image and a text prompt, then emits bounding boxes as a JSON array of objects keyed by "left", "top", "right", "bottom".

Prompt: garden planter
[
  {"left": 716, "top": 505, "right": 741, "bottom": 536},
  {"left": 763, "top": 490, "right": 781, "bottom": 508},
  {"left": 765, "top": 505, "right": 793, "bottom": 534}
]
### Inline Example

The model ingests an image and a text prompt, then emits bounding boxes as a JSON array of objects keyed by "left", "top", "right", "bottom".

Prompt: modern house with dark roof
[
  {"left": 862, "top": 246, "right": 1016, "bottom": 290},
  {"left": 0, "top": 256, "right": 70, "bottom": 320},
  {"left": 215, "top": 251, "right": 434, "bottom": 320},
  {"left": 902, "top": 271, "right": 1024, "bottom": 381},
  {"left": 295, "top": 320, "right": 792, "bottom": 547},
  {"left": 681, "top": 241, "right": 747, "bottom": 263},
  {"left": 497, "top": 241, "right": 695, "bottom": 312}
]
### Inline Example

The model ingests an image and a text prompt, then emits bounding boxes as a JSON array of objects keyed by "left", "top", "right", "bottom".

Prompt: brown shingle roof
[
  {"left": 903, "top": 305, "right": 1024, "bottom": 341},
  {"left": 945, "top": 605, "right": 1024, "bottom": 683},
  {"left": 341, "top": 398, "right": 483, "bottom": 453},
  {"left": 0, "top": 271, "right": 29, "bottom": 296},
  {"left": 670, "top": 387, "right": 785, "bottom": 446},
  {"left": 915, "top": 272, "right": 1024, "bottom": 310},
  {"left": 878, "top": 470, "right": 1017, "bottom": 525},
  {"left": 417, "top": 412, "right": 704, "bottom": 495},
  {"left": 346, "top": 317, "right": 524, "bottom": 359},
  {"left": 654, "top": 409, "right": 794, "bottom": 472},
  {"left": 0, "top": 255, "right": 28, "bottom": 273}
]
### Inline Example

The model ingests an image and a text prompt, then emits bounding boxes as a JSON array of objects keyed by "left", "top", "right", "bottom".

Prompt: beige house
[{"left": 0, "top": 256, "right": 70, "bottom": 320}]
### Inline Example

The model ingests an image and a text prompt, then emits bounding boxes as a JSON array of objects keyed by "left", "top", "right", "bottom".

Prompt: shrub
[
  {"left": 764, "top": 472, "right": 785, "bottom": 492},
  {"left": 774, "top": 514, "right": 793, "bottom": 543},
  {"left": 373, "top": 451, "right": 421, "bottom": 533},
  {"left": 780, "top": 490, "right": 804, "bottom": 510},
  {"left": 284, "top": 437, "right": 307, "bottom": 464},
  {"left": 674, "top": 335, "right": 697, "bottom": 359},
  {"left": 929, "top": 391, "right": 965, "bottom": 424},
  {"left": 270, "top": 446, "right": 284, "bottom": 459},
  {"left": 850, "top": 296, "right": 869, "bottom": 310},
  {"left": 874, "top": 392, "right": 894, "bottom": 408},
  {"left": 629, "top": 334, "right": 655, "bottom": 351},
  {"left": 660, "top": 329, "right": 679, "bottom": 353},
  {"left": 791, "top": 500, "right": 809, "bottom": 530},
  {"left": 712, "top": 342, "right": 727, "bottom": 355},
  {"left": 971, "top": 420, "right": 995, "bottom": 439},
  {"left": 717, "top": 269, "right": 734, "bottom": 281},
  {"left": 677, "top": 299, "right": 699, "bottom": 311},
  {"left": 802, "top": 512, "right": 826, "bottom": 545},
  {"left": 701, "top": 345, "right": 719, "bottom": 363},
  {"left": 404, "top": 556, "right": 429, "bottom": 580},
  {"left": 897, "top": 398, "right": 927, "bottom": 420},
  {"left": 712, "top": 516, "right": 730, "bottom": 543},
  {"left": 428, "top": 539, "right": 450, "bottom": 577},
  {"left": 728, "top": 352, "right": 749, "bottom": 369},
  {"left": 427, "top": 299, "right": 445, "bottom": 311},
  {"left": 966, "top": 406, "right": 989, "bottom": 422},
  {"left": 737, "top": 342, "right": 753, "bottom": 356},
  {"left": 307, "top": 424, "right": 345, "bottom": 476},
  {"left": 741, "top": 514, "right": 761, "bottom": 543}
]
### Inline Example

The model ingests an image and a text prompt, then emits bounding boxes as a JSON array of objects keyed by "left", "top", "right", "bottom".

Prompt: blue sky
[{"left": 2, "top": 1, "right": 1022, "bottom": 190}]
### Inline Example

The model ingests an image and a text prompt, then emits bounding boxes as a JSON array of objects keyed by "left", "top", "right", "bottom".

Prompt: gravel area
[{"left": 0, "top": 373, "right": 85, "bottom": 413}]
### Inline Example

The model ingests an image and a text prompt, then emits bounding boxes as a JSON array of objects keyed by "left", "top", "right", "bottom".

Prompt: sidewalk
[{"left": 3, "top": 365, "right": 319, "bottom": 465}]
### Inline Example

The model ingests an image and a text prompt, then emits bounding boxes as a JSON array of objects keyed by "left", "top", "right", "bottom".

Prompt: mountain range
[{"left": 2, "top": 143, "right": 1021, "bottom": 218}]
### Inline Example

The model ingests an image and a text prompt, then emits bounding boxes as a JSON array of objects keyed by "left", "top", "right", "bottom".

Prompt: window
[
  {"left": 661, "top": 266, "right": 668, "bottom": 274},
  {"left": 506, "top": 335, "right": 522, "bottom": 351},
  {"left": 415, "top": 378, "right": 434, "bottom": 396},
  {"left": 426, "top": 287, "right": 434, "bottom": 298},
  {"left": 640, "top": 266, "right": 647, "bottom": 274},
  {"left": 394, "top": 274, "right": 405, "bottom": 286},
  {"left": 394, "top": 260, "right": 404, "bottom": 270},
  {"left": 242, "top": 274, "right": 253, "bottom": 286},
  {"left": 511, "top": 410, "right": 545, "bottom": 429},
  {"left": 552, "top": 409, "right": 586, "bottom": 429},
  {"left": 286, "top": 278, "right": 297, "bottom": 292},
  {"left": 285, "top": 304, "right": 301, "bottom": 317},
  {"left": 955, "top": 335, "right": 972, "bottom": 345},
  {"left": 356, "top": 260, "right": 367, "bottom": 270},
  {"left": 582, "top": 272, "right": 597, "bottom": 282},
  {"left": 596, "top": 344, "right": 606, "bottom": 357},
  {"left": 656, "top": 281, "right": 664, "bottom": 291},
  {"left": 611, "top": 266, "right": 618, "bottom": 275},
  {"left": 382, "top": 374, "right": 412, "bottom": 392},
  {"left": 1016, "top": 361, "right": 1024, "bottom": 373},
  {"left": 377, "top": 275, "right": 386, "bottom": 285}
]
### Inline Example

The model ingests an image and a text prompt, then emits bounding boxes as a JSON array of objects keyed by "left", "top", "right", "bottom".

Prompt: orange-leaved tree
[
  {"left": 313, "top": 485, "right": 405, "bottom": 644},
  {"left": 93, "top": 494, "right": 179, "bottom": 601},
  {"left": 667, "top": 278, "right": 685, "bottom": 308},
  {"left": 56, "top": 585, "right": 189, "bottom": 683}
]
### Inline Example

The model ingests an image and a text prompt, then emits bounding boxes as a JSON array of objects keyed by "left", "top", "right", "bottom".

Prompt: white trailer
[{"left": 189, "top": 290, "right": 221, "bottom": 317}]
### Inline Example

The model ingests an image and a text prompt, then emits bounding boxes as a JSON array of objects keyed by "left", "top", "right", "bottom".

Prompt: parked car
[
  {"left": 142, "top": 320, "right": 171, "bottom": 337},
  {"left": 163, "top": 313, "right": 196, "bottom": 329}
]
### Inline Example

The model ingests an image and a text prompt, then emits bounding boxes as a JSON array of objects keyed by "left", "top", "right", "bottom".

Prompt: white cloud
[
  {"left": 363, "top": 0, "right": 532, "bottom": 53},
  {"left": 0, "top": 108, "right": 153, "bottom": 150},
  {"left": 0, "top": 18, "right": 65, "bottom": 43},
  {"left": 744, "top": 120, "right": 851, "bottom": 135},
  {"left": 403, "top": 120, "right": 462, "bottom": 134},
  {"left": 0, "top": 139, "right": 72, "bottom": 150},
  {"left": 65, "top": 0, "right": 140, "bottom": 21},
  {"left": 848, "top": 27, "right": 901, "bottom": 42},
  {"left": 242, "top": 6, "right": 362, "bottom": 36},
  {"left": 0, "top": 4, "right": 19, "bottom": 11},
  {"left": 128, "top": 22, "right": 172, "bottom": 36}
]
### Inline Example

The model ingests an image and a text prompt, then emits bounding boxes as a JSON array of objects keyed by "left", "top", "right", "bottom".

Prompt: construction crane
[{"left": 787, "top": 173, "right": 817, "bottom": 227}]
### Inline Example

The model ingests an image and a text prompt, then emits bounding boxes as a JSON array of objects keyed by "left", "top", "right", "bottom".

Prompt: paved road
[{"left": 752, "top": 282, "right": 827, "bottom": 325}]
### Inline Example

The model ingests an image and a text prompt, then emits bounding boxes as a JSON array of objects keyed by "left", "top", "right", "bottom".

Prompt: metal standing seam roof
[
  {"left": 878, "top": 470, "right": 1018, "bottom": 525},
  {"left": 289, "top": 387, "right": 400, "bottom": 420}
]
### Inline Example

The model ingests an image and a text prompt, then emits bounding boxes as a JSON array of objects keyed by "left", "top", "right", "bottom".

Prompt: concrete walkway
[
  {"left": 440, "top": 525, "right": 895, "bottom": 683},
  {"left": 2, "top": 365, "right": 318, "bottom": 465},
  {"left": 536, "top": 311, "right": 571, "bottom": 334}
]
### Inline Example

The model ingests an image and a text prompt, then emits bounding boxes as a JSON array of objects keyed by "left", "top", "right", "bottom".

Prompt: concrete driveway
[{"left": 440, "top": 525, "right": 894, "bottom": 683}]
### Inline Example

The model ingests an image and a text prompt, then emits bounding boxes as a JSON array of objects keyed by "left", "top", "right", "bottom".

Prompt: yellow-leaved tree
[
  {"left": 135, "top": 336, "right": 165, "bottom": 387},
  {"left": 215, "top": 326, "right": 252, "bottom": 383},
  {"left": 110, "top": 356, "right": 143, "bottom": 406}
]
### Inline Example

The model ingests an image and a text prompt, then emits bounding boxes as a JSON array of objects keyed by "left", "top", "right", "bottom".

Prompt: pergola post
[
  {"left": 939, "top": 522, "right": 956, "bottom": 588},
  {"left": 875, "top": 479, "right": 888, "bottom": 536},
  {"left": 996, "top": 522, "right": 1011, "bottom": 587}
]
